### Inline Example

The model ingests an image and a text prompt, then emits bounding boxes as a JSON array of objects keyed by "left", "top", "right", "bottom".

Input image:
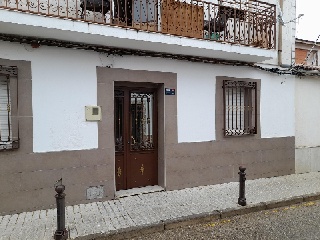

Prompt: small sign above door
[{"left": 165, "top": 88, "right": 175, "bottom": 95}]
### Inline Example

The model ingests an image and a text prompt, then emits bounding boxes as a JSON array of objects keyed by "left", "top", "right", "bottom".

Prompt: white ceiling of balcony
[{"left": 0, "top": 9, "right": 276, "bottom": 63}]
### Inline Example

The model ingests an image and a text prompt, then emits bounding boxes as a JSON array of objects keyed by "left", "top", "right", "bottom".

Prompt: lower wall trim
[{"left": 165, "top": 137, "right": 295, "bottom": 190}]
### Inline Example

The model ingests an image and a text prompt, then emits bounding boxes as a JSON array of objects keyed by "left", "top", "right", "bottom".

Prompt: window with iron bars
[
  {"left": 0, "top": 74, "right": 18, "bottom": 150},
  {"left": 223, "top": 80, "right": 257, "bottom": 136}
]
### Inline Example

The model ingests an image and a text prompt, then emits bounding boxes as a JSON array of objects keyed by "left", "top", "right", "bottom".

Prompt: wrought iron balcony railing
[{"left": 0, "top": 0, "right": 276, "bottom": 49}]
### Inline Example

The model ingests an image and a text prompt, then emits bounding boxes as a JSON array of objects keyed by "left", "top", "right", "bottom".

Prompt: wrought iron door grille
[
  {"left": 114, "top": 90, "right": 124, "bottom": 152},
  {"left": 130, "top": 92, "right": 154, "bottom": 151},
  {"left": 223, "top": 80, "right": 257, "bottom": 136}
]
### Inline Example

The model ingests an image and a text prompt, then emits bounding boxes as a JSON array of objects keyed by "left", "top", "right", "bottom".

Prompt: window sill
[{"left": 0, "top": 140, "right": 20, "bottom": 151}]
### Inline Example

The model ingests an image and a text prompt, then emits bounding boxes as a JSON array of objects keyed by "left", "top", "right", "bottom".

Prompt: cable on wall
[{"left": 0, "top": 33, "right": 319, "bottom": 78}]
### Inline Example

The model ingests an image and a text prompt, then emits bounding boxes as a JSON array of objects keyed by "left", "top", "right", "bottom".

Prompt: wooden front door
[{"left": 114, "top": 87, "right": 158, "bottom": 190}]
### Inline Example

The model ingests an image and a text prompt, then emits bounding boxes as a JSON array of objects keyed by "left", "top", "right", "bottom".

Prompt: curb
[
  {"left": 75, "top": 192, "right": 320, "bottom": 240},
  {"left": 74, "top": 222, "right": 165, "bottom": 240},
  {"left": 164, "top": 211, "right": 220, "bottom": 230}
]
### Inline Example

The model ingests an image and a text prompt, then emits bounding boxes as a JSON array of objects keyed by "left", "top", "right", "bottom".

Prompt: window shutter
[{"left": 0, "top": 75, "right": 11, "bottom": 143}]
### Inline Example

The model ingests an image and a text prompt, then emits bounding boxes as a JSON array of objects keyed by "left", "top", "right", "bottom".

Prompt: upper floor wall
[{"left": 0, "top": 0, "right": 281, "bottom": 63}]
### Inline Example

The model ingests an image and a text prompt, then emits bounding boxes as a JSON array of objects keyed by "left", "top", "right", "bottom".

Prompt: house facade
[
  {"left": 295, "top": 38, "right": 320, "bottom": 173},
  {"left": 0, "top": 0, "right": 296, "bottom": 215}
]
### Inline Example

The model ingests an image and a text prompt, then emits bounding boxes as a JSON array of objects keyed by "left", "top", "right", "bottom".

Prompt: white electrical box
[{"left": 85, "top": 106, "right": 102, "bottom": 121}]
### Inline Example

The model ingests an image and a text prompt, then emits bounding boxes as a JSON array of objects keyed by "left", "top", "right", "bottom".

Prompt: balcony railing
[{"left": 0, "top": 0, "right": 276, "bottom": 49}]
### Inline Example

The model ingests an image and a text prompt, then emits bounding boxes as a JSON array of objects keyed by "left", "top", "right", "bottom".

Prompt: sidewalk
[{"left": 1, "top": 172, "right": 320, "bottom": 240}]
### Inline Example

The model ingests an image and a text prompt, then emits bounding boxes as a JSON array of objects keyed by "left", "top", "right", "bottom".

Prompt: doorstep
[{"left": 115, "top": 185, "right": 165, "bottom": 199}]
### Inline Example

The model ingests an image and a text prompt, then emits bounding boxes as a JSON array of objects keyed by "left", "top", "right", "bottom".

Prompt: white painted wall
[
  {"left": 295, "top": 77, "right": 320, "bottom": 173},
  {"left": 0, "top": 41, "right": 99, "bottom": 152},
  {"left": 221, "top": 69, "right": 294, "bottom": 139},
  {"left": 259, "top": 73, "right": 295, "bottom": 138},
  {"left": 108, "top": 56, "right": 217, "bottom": 143},
  {"left": 0, "top": 40, "right": 295, "bottom": 152},
  {"left": 31, "top": 49, "right": 99, "bottom": 152},
  {"left": 113, "top": 56, "right": 295, "bottom": 141},
  {"left": 296, "top": 77, "right": 320, "bottom": 148}
]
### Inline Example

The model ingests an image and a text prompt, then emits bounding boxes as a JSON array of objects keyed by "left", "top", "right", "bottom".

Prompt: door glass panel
[
  {"left": 130, "top": 92, "right": 154, "bottom": 151},
  {"left": 115, "top": 90, "right": 124, "bottom": 152}
]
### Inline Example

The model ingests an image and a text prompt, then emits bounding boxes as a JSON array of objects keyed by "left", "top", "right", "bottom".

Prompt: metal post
[
  {"left": 54, "top": 179, "right": 68, "bottom": 240},
  {"left": 238, "top": 166, "right": 247, "bottom": 206}
]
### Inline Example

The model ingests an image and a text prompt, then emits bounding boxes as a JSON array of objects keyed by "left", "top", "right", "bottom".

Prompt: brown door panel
[
  {"left": 127, "top": 152, "right": 158, "bottom": 189},
  {"left": 115, "top": 153, "right": 125, "bottom": 191}
]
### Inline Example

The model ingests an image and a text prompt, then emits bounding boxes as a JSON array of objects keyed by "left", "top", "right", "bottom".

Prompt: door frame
[
  {"left": 96, "top": 67, "right": 177, "bottom": 196},
  {"left": 114, "top": 84, "right": 159, "bottom": 190}
]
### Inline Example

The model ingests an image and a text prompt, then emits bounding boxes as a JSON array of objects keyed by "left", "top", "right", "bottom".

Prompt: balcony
[{"left": 0, "top": 0, "right": 277, "bottom": 62}]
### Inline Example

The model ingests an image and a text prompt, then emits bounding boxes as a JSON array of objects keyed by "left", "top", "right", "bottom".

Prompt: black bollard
[
  {"left": 238, "top": 166, "right": 247, "bottom": 206},
  {"left": 54, "top": 179, "right": 68, "bottom": 240}
]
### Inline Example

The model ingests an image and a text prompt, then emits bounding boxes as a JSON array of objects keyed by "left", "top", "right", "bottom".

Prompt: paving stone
[
  {"left": 7, "top": 212, "right": 26, "bottom": 240},
  {"left": 104, "top": 201, "right": 130, "bottom": 230},
  {"left": 27, "top": 210, "right": 45, "bottom": 240},
  {"left": 22, "top": 211, "right": 37, "bottom": 240},
  {"left": 2, "top": 214, "right": 18, "bottom": 239},
  {"left": 95, "top": 202, "right": 117, "bottom": 232},
  {"left": 79, "top": 203, "right": 98, "bottom": 236},
  {"left": 71, "top": 205, "right": 87, "bottom": 237},
  {"left": 93, "top": 202, "right": 116, "bottom": 235},
  {"left": 0, "top": 215, "right": 11, "bottom": 239},
  {"left": 31, "top": 211, "right": 48, "bottom": 240},
  {"left": 66, "top": 206, "right": 78, "bottom": 239},
  {"left": 43, "top": 209, "right": 56, "bottom": 240}
]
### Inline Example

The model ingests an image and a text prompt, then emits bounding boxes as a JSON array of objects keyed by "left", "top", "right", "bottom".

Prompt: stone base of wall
[
  {"left": 0, "top": 149, "right": 114, "bottom": 216},
  {"left": 1, "top": 136, "right": 295, "bottom": 216},
  {"left": 166, "top": 137, "right": 295, "bottom": 190},
  {"left": 296, "top": 147, "right": 320, "bottom": 173}
]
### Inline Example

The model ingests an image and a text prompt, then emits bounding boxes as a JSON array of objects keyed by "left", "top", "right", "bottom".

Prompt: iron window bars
[
  {"left": 0, "top": 66, "right": 19, "bottom": 151},
  {"left": 223, "top": 80, "right": 257, "bottom": 136}
]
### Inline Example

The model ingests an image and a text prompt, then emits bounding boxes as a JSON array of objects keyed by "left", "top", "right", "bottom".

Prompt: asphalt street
[{"left": 130, "top": 200, "right": 320, "bottom": 240}]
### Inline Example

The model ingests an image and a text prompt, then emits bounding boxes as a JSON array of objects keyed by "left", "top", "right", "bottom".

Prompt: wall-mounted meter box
[{"left": 85, "top": 106, "right": 102, "bottom": 121}]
